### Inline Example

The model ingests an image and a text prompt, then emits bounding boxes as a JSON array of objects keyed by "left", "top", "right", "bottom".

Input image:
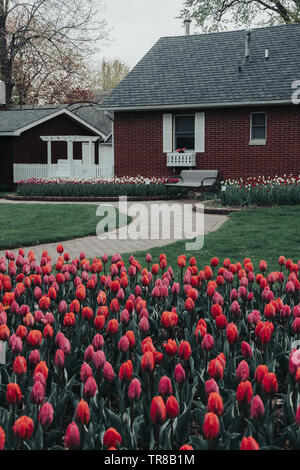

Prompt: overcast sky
[{"left": 98, "top": 0, "right": 189, "bottom": 68}]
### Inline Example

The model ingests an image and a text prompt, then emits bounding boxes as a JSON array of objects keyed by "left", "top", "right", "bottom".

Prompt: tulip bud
[
  {"left": 240, "top": 436, "right": 259, "bottom": 450},
  {"left": 150, "top": 396, "right": 166, "bottom": 424},
  {"left": 64, "top": 422, "right": 80, "bottom": 450},
  {"left": 103, "top": 362, "right": 115, "bottom": 382},
  {"left": 205, "top": 378, "right": 219, "bottom": 397},
  {"left": 38, "top": 402, "right": 54, "bottom": 427},
  {"left": 250, "top": 395, "right": 265, "bottom": 420},
  {"left": 166, "top": 395, "right": 179, "bottom": 419},
  {"left": 236, "top": 360, "right": 250, "bottom": 382},
  {"left": 202, "top": 412, "right": 220, "bottom": 440},
  {"left": 103, "top": 427, "right": 122, "bottom": 449},
  {"left": 158, "top": 375, "right": 173, "bottom": 397},
  {"left": 30, "top": 380, "right": 45, "bottom": 405},
  {"left": 83, "top": 376, "right": 97, "bottom": 399},
  {"left": 75, "top": 399, "right": 90, "bottom": 425},
  {"left": 13, "top": 416, "right": 34, "bottom": 441},
  {"left": 128, "top": 378, "right": 141, "bottom": 401}
]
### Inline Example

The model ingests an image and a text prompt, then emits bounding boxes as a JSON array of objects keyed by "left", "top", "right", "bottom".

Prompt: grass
[
  {"left": 126, "top": 205, "right": 300, "bottom": 276},
  {"left": 0, "top": 203, "right": 131, "bottom": 249}
]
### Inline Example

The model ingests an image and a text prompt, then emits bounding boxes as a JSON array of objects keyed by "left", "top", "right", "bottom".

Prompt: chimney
[
  {"left": 0, "top": 81, "right": 5, "bottom": 106},
  {"left": 244, "top": 30, "right": 251, "bottom": 62},
  {"left": 184, "top": 18, "right": 191, "bottom": 36}
]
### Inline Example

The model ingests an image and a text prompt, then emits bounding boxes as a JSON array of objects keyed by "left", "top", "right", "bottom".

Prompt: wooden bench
[{"left": 165, "top": 170, "right": 220, "bottom": 197}]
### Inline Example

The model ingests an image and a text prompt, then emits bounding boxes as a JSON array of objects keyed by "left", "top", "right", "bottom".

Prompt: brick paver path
[{"left": 0, "top": 199, "right": 228, "bottom": 260}]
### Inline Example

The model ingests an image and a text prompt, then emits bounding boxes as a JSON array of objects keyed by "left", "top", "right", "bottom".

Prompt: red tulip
[
  {"left": 205, "top": 378, "right": 219, "bottom": 397},
  {"left": 75, "top": 399, "right": 90, "bottom": 425},
  {"left": 118, "top": 335, "right": 130, "bottom": 353},
  {"left": 128, "top": 378, "right": 141, "bottom": 401},
  {"left": 262, "top": 372, "right": 278, "bottom": 395},
  {"left": 250, "top": 395, "right": 265, "bottom": 420},
  {"left": 103, "top": 362, "right": 115, "bottom": 382},
  {"left": 166, "top": 395, "right": 179, "bottom": 418},
  {"left": 38, "top": 402, "right": 54, "bottom": 427},
  {"left": 174, "top": 363, "right": 186, "bottom": 384},
  {"left": 13, "top": 356, "right": 27, "bottom": 375},
  {"left": 236, "top": 380, "right": 253, "bottom": 405},
  {"left": 158, "top": 375, "right": 173, "bottom": 397},
  {"left": 83, "top": 376, "right": 98, "bottom": 398},
  {"left": 215, "top": 314, "right": 228, "bottom": 330},
  {"left": 254, "top": 364, "right": 268, "bottom": 384},
  {"left": 6, "top": 383, "right": 22, "bottom": 405},
  {"left": 80, "top": 362, "right": 93, "bottom": 383},
  {"left": 178, "top": 341, "right": 192, "bottom": 361},
  {"left": 241, "top": 341, "right": 253, "bottom": 359},
  {"left": 103, "top": 427, "right": 122, "bottom": 449},
  {"left": 226, "top": 322, "right": 238, "bottom": 344},
  {"left": 240, "top": 436, "right": 259, "bottom": 450},
  {"left": 0, "top": 426, "right": 5, "bottom": 450},
  {"left": 236, "top": 360, "right": 250, "bottom": 382},
  {"left": 64, "top": 422, "right": 80, "bottom": 449},
  {"left": 13, "top": 416, "right": 34, "bottom": 441},
  {"left": 202, "top": 412, "right": 220, "bottom": 440},
  {"left": 208, "top": 358, "right": 224, "bottom": 381},
  {"left": 107, "top": 319, "right": 119, "bottom": 335},
  {"left": 163, "top": 339, "right": 177, "bottom": 356},
  {"left": 201, "top": 334, "right": 215, "bottom": 352},
  {"left": 207, "top": 392, "right": 223, "bottom": 416},
  {"left": 119, "top": 360, "right": 133, "bottom": 382},
  {"left": 150, "top": 396, "right": 166, "bottom": 424},
  {"left": 141, "top": 351, "right": 155, "bottom": 372},
  {"left": 30, "top": 380, "right": 45, "bottom": 405},
  {"left": 55, "top": 349, "right": 65, "bottom": 368}
]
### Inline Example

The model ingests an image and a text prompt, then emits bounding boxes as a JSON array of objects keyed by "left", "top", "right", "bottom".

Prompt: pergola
[{"left": 40, "top": 135, "right": 100, "bottom": 167}]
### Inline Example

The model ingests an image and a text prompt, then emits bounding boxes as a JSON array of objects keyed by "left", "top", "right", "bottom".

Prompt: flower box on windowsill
[{"left": 166, "top": 152, "right": 196, "bottom": 167}]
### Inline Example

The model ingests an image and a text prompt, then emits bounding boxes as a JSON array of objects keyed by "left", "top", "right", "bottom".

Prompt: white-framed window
[
  {"left": 250, "top": 112, "right": 267, "bottom": 145},
  {"left": 174, "top": 115, "right": 195, "bottom": 151},
  {"left": 162, "top": 112, "right": 205, "bottom": 153}
]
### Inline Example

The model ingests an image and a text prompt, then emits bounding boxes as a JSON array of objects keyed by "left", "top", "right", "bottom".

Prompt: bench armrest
[{"left": 201, "top": 177, "right": 217, "bottom": 187}]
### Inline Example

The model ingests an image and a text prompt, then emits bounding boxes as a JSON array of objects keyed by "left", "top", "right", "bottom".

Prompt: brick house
[{"left": 101, "top": 23, "right": 300, "bottom": 180}]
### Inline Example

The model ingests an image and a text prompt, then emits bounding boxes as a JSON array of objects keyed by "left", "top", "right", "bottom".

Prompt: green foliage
[{"left": 180, "top": 0, "right": 300, "bottom": 32}]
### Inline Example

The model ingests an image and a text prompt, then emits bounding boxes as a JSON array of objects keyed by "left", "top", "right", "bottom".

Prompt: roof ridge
[{"left": 159, "top": 22, "right": 300, "bottom": 40}]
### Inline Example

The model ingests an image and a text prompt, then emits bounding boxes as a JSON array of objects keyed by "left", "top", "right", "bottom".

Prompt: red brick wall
[{"left": 114, "top": 105, "right": 300, "bottom": 180}]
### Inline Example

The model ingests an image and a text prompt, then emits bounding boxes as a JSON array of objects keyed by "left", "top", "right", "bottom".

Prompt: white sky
[{"left": 98, "top": 0, "right": 189, "bottom": 68}]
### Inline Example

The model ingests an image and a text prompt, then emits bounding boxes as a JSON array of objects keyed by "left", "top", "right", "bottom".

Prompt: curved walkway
[{"left": 0, "top": 199, "right": 228, "bottom": 260}]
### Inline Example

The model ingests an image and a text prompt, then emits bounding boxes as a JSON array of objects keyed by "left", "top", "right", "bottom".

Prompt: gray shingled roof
[
  {"left": 0, "top": 108, "right": 60, "bottom": 133},
  {"left": 101, "top": 24, "right": 300, "bottom": 110},
  {"left": 68, "top": 103, "right": 112, "bottom": 136},
  {"left": 0, "top": 103, "right": 112, "bottom": 137}
]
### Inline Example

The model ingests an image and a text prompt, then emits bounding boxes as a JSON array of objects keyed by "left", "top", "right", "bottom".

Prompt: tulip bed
[
  {"left": 221, "top": 174, "right": 300, "bottom": 207},
  {"left": 16, "top": 176, "right": 183, "bottom": 198},
  {"left": 1, "top": 248, "right": 300, "bottom": 451}
]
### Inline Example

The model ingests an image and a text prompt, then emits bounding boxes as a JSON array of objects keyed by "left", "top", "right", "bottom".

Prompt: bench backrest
[{"left": 180, "top": 170, "right": 219, "bottom": 186}]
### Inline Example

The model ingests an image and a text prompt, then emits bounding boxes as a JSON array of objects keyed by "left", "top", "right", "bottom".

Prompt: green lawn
[
  {"left": 126, "top": 206, "right": 300, "bottom": 275},
  {"left": 0, "top": 203, "right": 130, "bottom": 249}
]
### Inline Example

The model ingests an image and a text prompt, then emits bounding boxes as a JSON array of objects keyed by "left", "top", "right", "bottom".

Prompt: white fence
[
  {"left": 13, "top": 163, "right": 114, "bottom": 183},
  {"left": 167, "top": 152, "right": 196, "bottom": 167}
]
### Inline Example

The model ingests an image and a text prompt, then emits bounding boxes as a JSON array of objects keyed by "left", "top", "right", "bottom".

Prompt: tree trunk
[{"left": 0, "top": 4, "right": 13, "bottom": 106}]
